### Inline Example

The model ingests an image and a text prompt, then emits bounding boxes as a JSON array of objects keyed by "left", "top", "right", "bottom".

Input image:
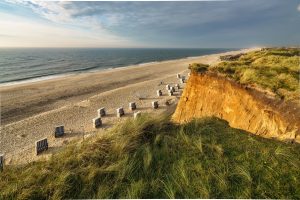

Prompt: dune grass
[
  {"left": 210, "top": 48, "right": 300, "bottom": 101},
  {"left": 188, "top": 63, "right": 209, "bottom": 73},
  {"left": 1, "top": 114, "right": 300, "bottom": 199}
]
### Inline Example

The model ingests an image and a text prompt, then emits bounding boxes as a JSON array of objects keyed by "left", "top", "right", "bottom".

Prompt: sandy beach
[{"left": 0, "top": 48, "right": 256, "bottom": 164}]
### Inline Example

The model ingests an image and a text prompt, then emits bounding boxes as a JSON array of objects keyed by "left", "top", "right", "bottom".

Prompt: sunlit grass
[
  {"left": 0, "top": 114, "right": 299, "bottom": 199},
  {"left": 210, "top": 48, "right": 300, "bottom": 101}
]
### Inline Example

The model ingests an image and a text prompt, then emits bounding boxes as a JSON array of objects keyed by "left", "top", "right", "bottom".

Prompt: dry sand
[{"left": 0, "top": 48, "right": 256, "bottom": 165}]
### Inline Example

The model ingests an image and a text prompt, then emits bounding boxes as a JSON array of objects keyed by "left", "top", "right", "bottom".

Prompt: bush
[{"left": 188, "top": 63, "right": 209, "bottom": 73}]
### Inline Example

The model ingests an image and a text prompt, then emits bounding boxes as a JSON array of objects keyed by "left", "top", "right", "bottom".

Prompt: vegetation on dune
[
  {"left": 208, "top": 48, "right": 300, "bottom": 101},
  {"left": 1, "top": 114, "right": 300, "bottom": 199},
  {"left": 188, "top": 63, "right": 209, "bottom": 73}
]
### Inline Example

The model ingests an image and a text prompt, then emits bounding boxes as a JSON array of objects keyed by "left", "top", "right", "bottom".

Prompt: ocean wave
[
  {"left": 137, "top": 61, "right": 159, "bottom": 66},
  {"left": 0, "top": 48, "right": 234, "bottom": 86},
  {"left": 0, "top": 74, "right": 71, "bottom": 87}
]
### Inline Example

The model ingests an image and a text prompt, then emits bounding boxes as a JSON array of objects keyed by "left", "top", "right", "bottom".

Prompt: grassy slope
[
  {"left": 1, "top": 115, "right": 299, "bottom": 199},
  {"left": 191, "top": 48, "right": 300, "bottom": 101}
]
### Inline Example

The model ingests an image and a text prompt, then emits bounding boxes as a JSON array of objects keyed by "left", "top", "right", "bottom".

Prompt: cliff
[{"left": 173, "top": 72, "right": 300, "bottom": 143}]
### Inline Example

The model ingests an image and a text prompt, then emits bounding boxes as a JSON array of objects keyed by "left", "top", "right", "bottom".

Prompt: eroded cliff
[{"left": 173, "top": 72, "right": 300, "bottom": 143}]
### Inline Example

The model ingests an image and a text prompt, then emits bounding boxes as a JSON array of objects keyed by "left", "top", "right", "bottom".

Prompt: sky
[{"left": 0, "top": 0, "right": 299, "bottom": 48}]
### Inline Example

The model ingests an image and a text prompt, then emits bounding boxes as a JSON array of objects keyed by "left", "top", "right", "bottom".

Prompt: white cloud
[
  {"left": 1, "top": 1, "right": 143, "bottom": 47},
  {"left": 2, "top": 0, "right": 298, "bottom": 48},
  {"left": 5, "top": 1, "right": 72, "bottom": 22},
  {"left": 4, "top": 0, "right": 106, "bottom": 30},
  {"left": 0, "top": 13, "right": 138, "bottom": 47}
]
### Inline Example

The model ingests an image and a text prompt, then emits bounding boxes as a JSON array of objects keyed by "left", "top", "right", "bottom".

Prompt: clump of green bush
[
  {"left": 1, "top": 114, "right": 300, "bottom": 199},
  {"left": 188, "top": 63, "right": 209, "bottom": 73}
]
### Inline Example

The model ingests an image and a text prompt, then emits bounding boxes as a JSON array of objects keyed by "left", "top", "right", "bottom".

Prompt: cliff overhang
[{"left": 173, "top": 72, "right": 300, "bottom": 143}]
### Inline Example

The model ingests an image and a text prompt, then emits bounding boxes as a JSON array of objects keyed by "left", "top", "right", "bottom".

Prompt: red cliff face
[{"left": 173, "top": 72, "right": 300, "bottom": 143}]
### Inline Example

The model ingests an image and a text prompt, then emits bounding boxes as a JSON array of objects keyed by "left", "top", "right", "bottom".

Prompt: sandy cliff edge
[{"left": 172, "top": 72, "right": 300, "bottom": 143}]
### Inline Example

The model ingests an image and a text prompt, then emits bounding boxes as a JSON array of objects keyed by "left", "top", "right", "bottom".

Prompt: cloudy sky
[{"left": 0, "top": 0, "right": 299, "bottom": 48}]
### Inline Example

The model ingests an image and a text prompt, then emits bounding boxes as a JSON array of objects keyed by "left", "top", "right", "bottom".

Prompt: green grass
[
  {"left": 209, "top": 48, "right": 300, "bottom": 101},
  {"left": 1, "top": 114, "right": 299, "bottom": 199},
  {"left": 188, "top": 63, "right": 209, "bottom": 73}
]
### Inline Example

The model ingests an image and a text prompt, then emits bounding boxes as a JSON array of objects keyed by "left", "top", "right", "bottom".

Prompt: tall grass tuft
[{"left": 0, "top": 115, "right": 299, "bottom": 199}]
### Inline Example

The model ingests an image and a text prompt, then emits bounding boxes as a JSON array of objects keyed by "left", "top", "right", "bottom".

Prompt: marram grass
[
  {"left": 0, "top": 114, "right": 299, "bottom": 199},
  {"left": 210, "top": 48, "right": 300, "bottom": 101}
]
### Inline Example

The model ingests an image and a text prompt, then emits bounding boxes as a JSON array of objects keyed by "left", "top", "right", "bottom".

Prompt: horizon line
[{"left": 0, "top": 46, "right": 262, "bottom": 49}]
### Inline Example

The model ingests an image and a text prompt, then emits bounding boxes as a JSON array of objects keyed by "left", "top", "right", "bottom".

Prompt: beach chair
[
  {"left": 152, "top": 101, "right": 159, "bottom": 109},
  {"left": 54, "top": 125, "right": 65, "bottom": 138},
  {"left": 35, "top": 138, "right": 48, "bottom": 155},
  {"left": 117, "top": 107, "right": 125, "bottom": 117},
  {"left": 98, "top": 107, "right": 106, "bottom": 117},
  {"left": 129, "top": 102, "right": 137, "bottom": 111},
  {"left": 93, "top": 117, "right": 102, "bottom": 128}
]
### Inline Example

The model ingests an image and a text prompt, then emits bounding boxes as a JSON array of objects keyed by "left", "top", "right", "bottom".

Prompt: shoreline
[
  {"left": 0, "top": 48, "right": 239, "bottom": 88},
  {"left": 0, "top": 48, "right": 257, "bottom": 125}
]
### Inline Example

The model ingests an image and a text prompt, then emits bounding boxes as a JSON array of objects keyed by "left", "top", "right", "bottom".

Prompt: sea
[{"left": 0, "top": 48, "right": 236, "bottom": 85}]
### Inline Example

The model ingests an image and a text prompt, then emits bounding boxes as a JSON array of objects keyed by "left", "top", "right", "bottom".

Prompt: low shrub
[{"left": 188, "top": 63, "right": 209, "bottom": 73}]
